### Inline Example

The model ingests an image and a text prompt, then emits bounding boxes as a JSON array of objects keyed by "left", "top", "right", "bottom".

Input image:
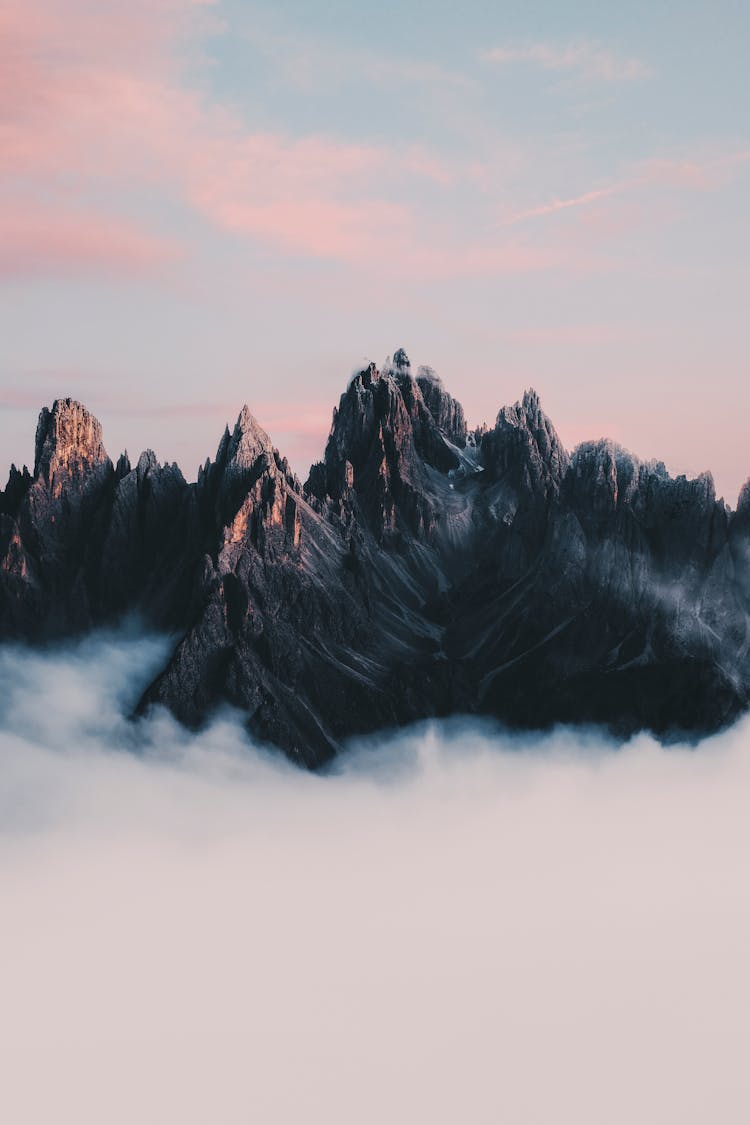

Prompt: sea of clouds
[{"left": 1, "top": 627, "right": 749, "bottom": 1124}]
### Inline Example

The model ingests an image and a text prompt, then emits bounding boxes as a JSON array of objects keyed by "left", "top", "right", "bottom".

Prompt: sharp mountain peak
[{"left": 1, "top": 352, "right": 745, "bottom": 767}]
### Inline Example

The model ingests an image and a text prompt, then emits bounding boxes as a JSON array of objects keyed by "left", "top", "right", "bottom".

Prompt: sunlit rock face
[
  {"left": 34, "top": 398, "right": 109, "bottom": 492},
  {"left": 29, "top": 399, "right": 113, "bottom": 542},
  {"left": 2, "top": 353, "right": 750, "bottom": 764},
  {"left": 0, "top": 400, "right": 113, "bottom": 634}
]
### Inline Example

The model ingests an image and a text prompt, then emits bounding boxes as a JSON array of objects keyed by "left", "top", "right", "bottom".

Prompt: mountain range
[{"left": 2, "top": 348, "right": 748, "bottom": 766}]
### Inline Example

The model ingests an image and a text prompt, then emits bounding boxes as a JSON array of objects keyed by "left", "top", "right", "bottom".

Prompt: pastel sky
[{"left": 1, "top": 0, "right": 749, "bottom": 500}]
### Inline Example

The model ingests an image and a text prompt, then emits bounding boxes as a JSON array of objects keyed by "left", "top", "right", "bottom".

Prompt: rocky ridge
[{"left": 2, "top": 351, "right": 749, "bottom": 765}]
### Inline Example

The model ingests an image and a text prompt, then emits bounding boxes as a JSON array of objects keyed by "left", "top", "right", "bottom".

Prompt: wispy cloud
[
  {"left": 502, "top": 148, "right": 750, "bottom": 229},
  {"left": 0, "top": 206, "right": 180, "bottom": 280},
  {"left": 239, "top": 19, "right": 473, "bottom": 95},
  {"left": 0, "top": 0, "right": 539, "bottom": 282},
  {"left": 482, "top": 41, "right": 649, "bottom": 82},
  {"left": 505, "top": 186, "right": 621, "bottom": 226}
]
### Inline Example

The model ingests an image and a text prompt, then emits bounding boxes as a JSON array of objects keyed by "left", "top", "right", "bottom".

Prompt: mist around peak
[{"left": 1, "top": 626, "right": 749, "bottom": 1124}]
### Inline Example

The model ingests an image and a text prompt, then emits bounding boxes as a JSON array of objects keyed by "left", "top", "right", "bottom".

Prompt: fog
[{"left": 1, "top": 630, "right": 749, "bottom": 1124}]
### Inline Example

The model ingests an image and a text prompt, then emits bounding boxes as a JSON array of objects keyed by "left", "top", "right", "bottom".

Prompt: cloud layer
[{"left": 1, "top": 628, "right": 749, "bottom": 1123}]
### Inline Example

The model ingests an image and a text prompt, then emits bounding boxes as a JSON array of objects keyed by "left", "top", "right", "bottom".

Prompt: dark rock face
[
  {"left": 2, "top": 359, "right": 750, "bottom": 766},
  {"left": 482, "top": 389, "right": 568, "bottom": 496},
  {"left": 99, "top": 450, "right": 197, "bottom": 627},
  {"left": 306, "top": 357, "right": 463, "bottom": 541},
  {"left": 415, "top": 365, "right": 467, "bottom": 447},
  {"left": 0, "top": 399, "right": 203, "bottom": 637}
]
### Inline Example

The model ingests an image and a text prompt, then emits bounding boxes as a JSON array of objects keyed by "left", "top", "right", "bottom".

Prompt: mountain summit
[
  {"left": 34, "top": 398, "right": 109, "bottom": 483},
  {"left": 1, "top": 354, "right": 748, "bottom": 765}
]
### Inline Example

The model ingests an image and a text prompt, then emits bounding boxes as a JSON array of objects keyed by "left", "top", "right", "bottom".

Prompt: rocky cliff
[{"left": 2, "top": 351, "right": 749, "bottom": 765}]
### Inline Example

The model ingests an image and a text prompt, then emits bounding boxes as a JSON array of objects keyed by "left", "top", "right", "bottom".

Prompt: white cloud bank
[{"left": 1, "top": 630, "right": 749, "bottom": 1124}]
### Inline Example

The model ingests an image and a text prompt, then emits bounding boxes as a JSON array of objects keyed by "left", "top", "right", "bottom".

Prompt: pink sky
[{"left": 1, "top": 0, "right": 749, "bottom": 500}]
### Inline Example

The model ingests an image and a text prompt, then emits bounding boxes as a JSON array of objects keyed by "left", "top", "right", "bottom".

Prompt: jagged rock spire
[
  {"left": 226, "top": 405, "right": 274, "bottom": 471},
  {"left": 482, "top": 387, "right": 569, "bottom": 500},
  {"left": 415, "top": 365, "right": 467, "bottom": 447},
  {"left": 306, "top": 353, "right": 468, "bottom": 538},
  {"left": 34, "top": 398, "right": 109, "bottom": 484},
  {"left": 34, "top": 398, "right": 108, "bottom": 481},
  {"left": 392, "top": 347, "right": 411, "bottom": 372}
]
